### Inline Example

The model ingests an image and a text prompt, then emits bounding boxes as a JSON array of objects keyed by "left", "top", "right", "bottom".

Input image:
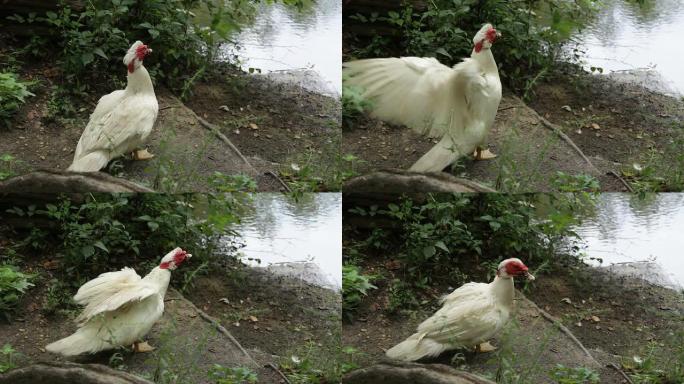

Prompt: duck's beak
[
  {"left": 524, "top": 271, "right": 535, "bottom": 281},
  {"left": 496, "top": 30, "right": 502, "bottom": 39}
]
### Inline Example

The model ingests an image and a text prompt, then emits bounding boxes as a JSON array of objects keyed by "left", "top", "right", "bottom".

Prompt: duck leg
[
  {"left": 132, "top": 340, "right": 155, "bottom": 353},
  {"left": 476, "top": 341, "right": 497, "bottom": 353},
  {"left": 132, "top": 148, "right": 155, "bottom": 160},
  {"left": 472, "top": 146, "right": 497, "bottom": 160}
]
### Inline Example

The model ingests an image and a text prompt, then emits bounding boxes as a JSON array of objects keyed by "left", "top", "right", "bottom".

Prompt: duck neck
[
  {"left": 490, "top": 275, "right": 515, "bottom": 307},
  {"left": 126, "top": 63, "right": 155, "bottom": 95},
  {"left": 143, "top": 266, "right": 171, "bottom": 297},
  {"left": 471, "top": 48, "right": 499, "bottom": 75}
]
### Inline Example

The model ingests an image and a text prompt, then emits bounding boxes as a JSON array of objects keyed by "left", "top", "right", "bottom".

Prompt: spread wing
[
  {"left": 73, "top": 268, "right": 158, "bottom": 325},
  {"left": 344, "top": 56, "right": 476, "bottom": 138}
]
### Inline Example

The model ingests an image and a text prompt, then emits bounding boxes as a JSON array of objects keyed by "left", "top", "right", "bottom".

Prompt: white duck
[
  {"left": 343, "top": 23, "right": 502, "bottom": 172},
  {"left": 385, "top": 258, "right": 534, "bottom": 361},
  {"left": 68, "top": 41, "right": 158, "bottom": 172},
  {"left": 46, "top": 248, "right": 191, "bottom": 356}
]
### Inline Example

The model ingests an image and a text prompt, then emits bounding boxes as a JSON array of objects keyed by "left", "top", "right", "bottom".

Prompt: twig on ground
[
  {"left": 607, "top": 170, "right": 634, "bottom": 192},
  {"left": 168, "top": 95, "right": 254, "bottom": 168},
  {"left": 159, "top": 104, "right": 181, "bottom": 111},
  {"left": 265, "top": 170, "right": 292, "bottom": 192},
  {"left": 521, "top": 295, "right": 600, "bottom": 366},
  {"left": 498, "top": 105, "right": 520, "bottom": 112},
  {"left": 266, "top": 362, "right": 292, "bottom": 384},
  {"left": 608, "top": 362, "right": 635, "bottom": 384}
]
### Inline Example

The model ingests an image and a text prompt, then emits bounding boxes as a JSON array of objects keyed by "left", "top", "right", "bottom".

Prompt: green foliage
[
  {"left": 0, "top": 154, "right": 21, "bottom": 181},
  {"left": 342, "top": 264, "right": 376, "bottom": 318},
  {"left": 210, "top": 172, "right": 258, "bottom": 193},
  {"left": 342, "top": 81, "right": 372, "bottom": 128},
  {"left": 0, "top": 265, "right": 34, "bottom": 319},
  {"left": 550, "top": 364, "right": 600, "bottom": 384},
  {"left": 551, "top": 172, "right": 600, "bottom": 193},
  {"left": 622, "top": 337, "right": 684, "bottom": 384},
  {"left": 6, "top": 194, "right": 242, "bottom": 285},
  {"left": 0, "top": 344, "right": 17, "bottom": 373},
  {"left": 623, "top": 136, "right": 684, "bottom": 194},
  {"left": 387, "top": 279, "right": 420, "bottom": 313},
  {"left": 8, "top": 0, "right": 254, "bottom": 96},
  {"left": 348, "top": 0, "right": 597, "bottom": 93},
  {"left": 208, "top": 365, "right": 258, "bottom": 384},
  {"left": 0, "top": 72, "right": 34, "bottom": 128},
  {"left": 348, "top": 194, "right": 589, "bottom": 284},
  {"left": 42, "top": 278, "right": 78, "bottom": 316}
]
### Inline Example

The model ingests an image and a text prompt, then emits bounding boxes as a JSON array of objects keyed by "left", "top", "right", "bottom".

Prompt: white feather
[
  {"left": 46, "top": 266, "right": 170, "bottom": 356},
  {"left": 68, "top": 41, "right": 158, "bottom": 172},
  {"left": 343, "top": 24, "right": 502, "bottom": 172},
  {"left": 386, "top": 274, "right": 516, "bottom": 361}
]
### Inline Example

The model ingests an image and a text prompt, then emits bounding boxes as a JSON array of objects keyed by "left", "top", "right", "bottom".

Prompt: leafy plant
[
  {"left": 552, "top": 172, "right": 600, "bottom": 193},
  {"left": 0, "top": 72, "right": 34, "bottom": 128},
  {"left": 0, "top": 344, "right": 17, "bottom": 373},
  {"left": 550, "top": 364, "right": 600, "bottom": 384},
  {"left": 342, "top": 81, "right": 372, "bottom": 128},
  {"left": 208, "top": 364, "right": 258, "bottom": 384},
  {"left": 348, "top": 0, "right": 598, "bottom": 93},
  {"left": 0, "top": 265, "right": 34, "bottom": 319},
  {"left": 209, "top": 172, "right": 258, "bottom": 192},
  {"left": 342, "top": 264, "right": 376, "bottom": 318},
  {"left": 0, "top": 154, "right": 21, "bottom": 181}
]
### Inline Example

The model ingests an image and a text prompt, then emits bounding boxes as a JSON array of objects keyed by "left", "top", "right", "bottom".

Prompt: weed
[
  {"left": 0, "top": 72, "right": 34, "bottom": 128},
  {"left": 0, "top": 154, "right": 21, "bottom": 181},
  {"left": 387, "top": 279, "right": 420, "bottom": 314},
  {"left": 342, "top": 80, "right": 372, "bottom": 129},
  {"left": 0, "top": 265, "right": 34, "bottom": 320},
  {"left": 208, "top": 364, "right": 258, "bottom": 384},
  {"left": 342, "top": 264, "right": 376, "bottom": 319},
  {"left": 210, "top": 172, "right": 258, "bottom": 193},
  {"left": 550, "top": 364, "right": 600, "bottom": 384},
  {"left": 42, "top": 278, "right": 78, "bottom": 317},
  {"left": 0, "top": 344, "right": 17, "bottom": 373},
  {"left": 622, "top": 335, "right": 684, "bottom": 384},
  {"left": 551, "top": 172, "right": 600, "bottom": 193}
]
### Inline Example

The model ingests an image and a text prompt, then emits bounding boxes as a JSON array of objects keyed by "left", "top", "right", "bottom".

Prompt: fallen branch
[
  {"left": 607, "top": 170, "right": 635, "bottom": 192},
  {"left": 168, "top": 95, "right": 254, "bottom": 169},
  {"left": 521, "top": 295, "right": 600, "bottom": 367},
  {"left": 265, "top": 170, "right": 292, "bottom": 192},
  {"left": 170, "top": 289, "right": 258, "bottom": 367},
  {"left": 159, "top": 104, "right": 181, "bottom": 111},
  {"left": 512, "top": 95, "right": 600, "bottom": 175},
  {"left": 266, "top": 362, "right": 292, "bottom": 384},
  {"left": 608, "top": 362, "right": 635, "bottom": 384}
]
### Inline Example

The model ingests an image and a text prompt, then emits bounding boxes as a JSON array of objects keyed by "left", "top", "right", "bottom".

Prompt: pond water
[
  {"left": 572, "top": 0, "right": 684, "bottom": 96},
  {"left": 573, "top": 193, "right": 684, "bottom": 290},
  {"left": 226, "top": 0, "right": 341, "bottom": 96},
  {"left": 230, "top": 193, "right": 341, "bottom": 290}
]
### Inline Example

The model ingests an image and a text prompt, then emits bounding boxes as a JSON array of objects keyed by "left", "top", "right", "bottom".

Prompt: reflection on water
[
  {"left": 573, "top": 0, "right": 684, "bottom": 95},
  {"left": 226, "top": 0, "right": 341, "bottom": 95},
  {"left": 231, "top": 193, "right": 341, "bottom": 290},
  {"left": 574, "top": 193, "right": 684, "bottom": 289}
]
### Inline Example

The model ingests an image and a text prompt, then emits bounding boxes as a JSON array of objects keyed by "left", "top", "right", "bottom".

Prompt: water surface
[
  {"left": 573, "top": 193, "right": 684, "bottom": 289},
  {"left": 231, "top": 193, "right": 341, "bottom": 290},
  {"left": 227, "top": 0, "right": 341, "bottom": 95},
  {"left": 572, "top": 0, "right": 684, "bottom": 95}
]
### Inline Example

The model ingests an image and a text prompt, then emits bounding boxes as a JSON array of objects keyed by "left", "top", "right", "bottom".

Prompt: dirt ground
[
  {"left": 342, "top": 252, "right": 684, "bottom": 383},
  {"left": 0, "top": 52, "right": 341, "bottom": 192},
  {"left": 0, "top": 256, "right": 340, "bottom": 383},
  {"left": 342, "top": 70, "right": 684, "bottom": 192}
]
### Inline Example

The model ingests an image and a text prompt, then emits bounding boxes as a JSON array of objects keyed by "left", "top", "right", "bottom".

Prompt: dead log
[
  {"left": 343, "top": 169, "right": 495, "bottom": 194},
  {"left": 0, "top": 362, "right": 153, "bottom": 384},
  {"left": 0, "top": 170, "right": 154, "bottom": 195},
  {"left": 343, "top": 361, "right": 496, "bottom": 384}
]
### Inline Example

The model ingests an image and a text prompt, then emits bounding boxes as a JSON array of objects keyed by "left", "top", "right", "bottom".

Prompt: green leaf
[
  {"left": 80, "top": 52, "right": 94, "bottom": 66},
  {"left": 93, "top": 48, "right": 108, "bottom": 60},
  {"left": 422, "top": 245, "right": 436, "bottom": 259},
  {"left": 434, "top": 241, "right": 449, "bottom": 252},
  {"left": 148, "top": 29, "right": 160, "bottom": 39},
  {"left": 93, "top": 241, "right": 109, "bottom": 253},
  {"left": 147, "top": 221, "right": 159, "bottom": 231},
  {"left": 435, "top": 47, "right": 452, "bottom": 59}
]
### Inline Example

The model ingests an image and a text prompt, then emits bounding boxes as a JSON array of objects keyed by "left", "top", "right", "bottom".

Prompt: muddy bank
[
  {"left": 1, "top": 57, "right": 341, "bottom": 192},
  {"left": 342, "top": 256, "right": 683, "bottom": 383},
  {"left": 0, "top": 260, "right": 340, "bottom": 383},
  {"left": 343, "top": 68, "right": 684, "bottom": 192}
]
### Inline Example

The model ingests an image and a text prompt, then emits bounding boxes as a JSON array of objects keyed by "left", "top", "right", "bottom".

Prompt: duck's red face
[
  {"left": 159, "top": 248, "right": 191, "bottom": 270},
  {"left": 485, "top": 27, "right": 500, "bottom": 44},
  {"left": 135, "top": 44, "right": 152, "bottom": 61},
  {"left": 499, "top": 258, "right": 535, "bottom": 280}
]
